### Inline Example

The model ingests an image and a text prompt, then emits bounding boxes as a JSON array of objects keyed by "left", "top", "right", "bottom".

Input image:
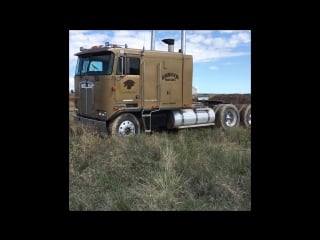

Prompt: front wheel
[
  {"left": 108, "top": 113, "right": 140, "bottom": 136},
  {"left": 215, "top": 104, "right": 240, "bottom": 130}
]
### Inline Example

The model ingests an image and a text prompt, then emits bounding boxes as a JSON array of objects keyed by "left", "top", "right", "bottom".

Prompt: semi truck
[{"left": 73, "top": 33, "right": 251, "bottom": 136}]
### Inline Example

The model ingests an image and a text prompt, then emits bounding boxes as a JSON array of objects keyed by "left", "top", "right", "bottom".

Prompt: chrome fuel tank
[{"left": 168, "top": 108, "right": 215, "bottom": 128}]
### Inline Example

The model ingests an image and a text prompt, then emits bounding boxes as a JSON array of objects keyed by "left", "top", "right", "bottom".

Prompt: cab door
[
  {"left": 160, "top": 58, "right": 183, "bottom": 108},
  {"left": 115, "top": 56, "right": 141, "bottom": 107}
]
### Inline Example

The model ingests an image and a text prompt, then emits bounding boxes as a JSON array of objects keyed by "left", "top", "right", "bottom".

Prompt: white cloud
[
  {"left": 185, "top": 30, "right": 251, "bottom": 62},
  {"left": 219, "top": 30, "right": 250, "bottom": 34},
  {"left": 192, "top": 30, "right": 214, "bottom": 34},
  {"left": 223, "top": 62, "right": 236, "bottom": 65},
  {"left": 235, "top": 32, "right": 251, "bottom": 43},
  {"left": 209, "top": 66, "right": 219, "bottom": 71},
  {"left": 110, "top": 30, "right": 151, "bottom": 49}
]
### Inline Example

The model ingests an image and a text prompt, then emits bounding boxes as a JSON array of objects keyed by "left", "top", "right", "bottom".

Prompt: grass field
[{"left": 69, "top": 112, "right": 251, "bottom": 211}]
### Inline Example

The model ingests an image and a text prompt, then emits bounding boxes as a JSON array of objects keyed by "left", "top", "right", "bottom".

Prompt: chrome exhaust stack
[
  {"left": 181, "top": 30, "right": 186, "bottom": 54},
  {"left": 151, "top": 30, "right": 156, "bottom": 50}
]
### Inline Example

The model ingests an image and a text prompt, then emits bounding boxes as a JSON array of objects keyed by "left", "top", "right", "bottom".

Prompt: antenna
[{"left": 143, "top": 31, "right": 146, "bottom": 50}]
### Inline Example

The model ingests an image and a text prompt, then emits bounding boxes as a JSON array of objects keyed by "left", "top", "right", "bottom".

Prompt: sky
[{"left": 69, "top": 30, "right": 251, "bottom": 94}]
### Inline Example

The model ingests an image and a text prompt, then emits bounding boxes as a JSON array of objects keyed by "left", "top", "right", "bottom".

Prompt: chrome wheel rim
[
  {"left": 225, "top": 109, "right": 238, "bottom": 127},
  {"left": 118, "top": 121, "right": 135, "bottom": 136}
]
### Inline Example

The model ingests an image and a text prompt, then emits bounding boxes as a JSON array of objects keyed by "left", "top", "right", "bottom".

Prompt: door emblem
[{"left": 124, "top": 79, "right": 135, "bottom": 89}]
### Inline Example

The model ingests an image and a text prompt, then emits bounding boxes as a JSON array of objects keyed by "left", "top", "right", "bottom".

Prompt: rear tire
[
  {"left": 240, "top": 104, "right": 251, "bottom": 129},
  {"left": 215, "top": 104, "right": 240, "bottom": 130},
  {"left": 108, "top": 113, "right": 140, "bottom": 136}
]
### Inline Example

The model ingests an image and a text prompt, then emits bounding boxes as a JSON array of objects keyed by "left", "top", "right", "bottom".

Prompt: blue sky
[{"left": 69, "top": 30, "right": 251, "bottom": 94}]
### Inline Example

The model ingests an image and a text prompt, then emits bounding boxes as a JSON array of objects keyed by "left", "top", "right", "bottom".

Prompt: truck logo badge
[
  {"left": 124, "top": 79, "right": 135, "bottom": 89},
  {"left": 162, "top": 72, "right": 179, "bottom": 81}
]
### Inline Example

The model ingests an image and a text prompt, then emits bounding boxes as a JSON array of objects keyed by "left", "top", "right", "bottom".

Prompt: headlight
[{"left": 98, "top": 111, "right": 106, "bottom": 117}]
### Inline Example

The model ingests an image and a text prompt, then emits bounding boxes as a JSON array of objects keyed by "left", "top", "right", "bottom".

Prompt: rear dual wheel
[
  {"left": 240, "top": 104, "right": 251, "bottom": 129},
  {"left": 215, "top": 104, "right": 240, "bottom": 130}
]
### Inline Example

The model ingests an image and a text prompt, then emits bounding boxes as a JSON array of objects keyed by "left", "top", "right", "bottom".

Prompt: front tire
[{"left": 108, "top": 113, "right": 140, "bottom": 136}]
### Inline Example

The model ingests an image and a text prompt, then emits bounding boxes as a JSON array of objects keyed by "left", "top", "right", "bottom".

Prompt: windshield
[{"left": 75, "top": 52, "right": 114, "bottom": 76}]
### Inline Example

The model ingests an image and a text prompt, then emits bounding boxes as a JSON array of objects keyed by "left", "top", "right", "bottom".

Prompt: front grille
[{"left": 80, "top": 81, "right": 94, "bottom": 115}]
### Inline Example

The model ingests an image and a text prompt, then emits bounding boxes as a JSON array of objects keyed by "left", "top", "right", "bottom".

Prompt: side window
[
  {"left": 129, "top": 58, "right": 140, "bottom": 75},
  {"left": 116, "top": 57, "right": 140, "bottom": 75},
  {"left": 82, "top": 61, "right": 89, "bottom": 74}
]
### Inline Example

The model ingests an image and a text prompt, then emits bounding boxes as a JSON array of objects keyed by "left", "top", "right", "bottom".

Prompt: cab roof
[{"left": 74, "top": 43, "right": 192, "bottom": 58}]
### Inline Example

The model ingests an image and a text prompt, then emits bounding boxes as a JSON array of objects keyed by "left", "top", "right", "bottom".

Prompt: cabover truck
[{"left": 73, "top": 38, "right": 251, "bottom": 136}]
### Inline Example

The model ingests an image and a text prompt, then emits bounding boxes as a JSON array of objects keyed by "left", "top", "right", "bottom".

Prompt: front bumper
[{"left": 73, "top": 115, "right": 107, "bottom": 134}]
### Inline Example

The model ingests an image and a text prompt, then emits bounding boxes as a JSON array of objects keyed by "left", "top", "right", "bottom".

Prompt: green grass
[{"left": 69, "top": 114, "right": 251, "bottom": 211}]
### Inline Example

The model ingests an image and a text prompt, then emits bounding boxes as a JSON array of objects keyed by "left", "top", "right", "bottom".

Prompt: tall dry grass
[{"left": 69, "top": 113, "right": 251, "bottom": 211}]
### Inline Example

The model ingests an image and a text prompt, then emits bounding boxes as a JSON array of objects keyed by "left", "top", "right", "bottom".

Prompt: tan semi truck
[{"left": 73, "top": 37, "right": 251, "bottom": 136}]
